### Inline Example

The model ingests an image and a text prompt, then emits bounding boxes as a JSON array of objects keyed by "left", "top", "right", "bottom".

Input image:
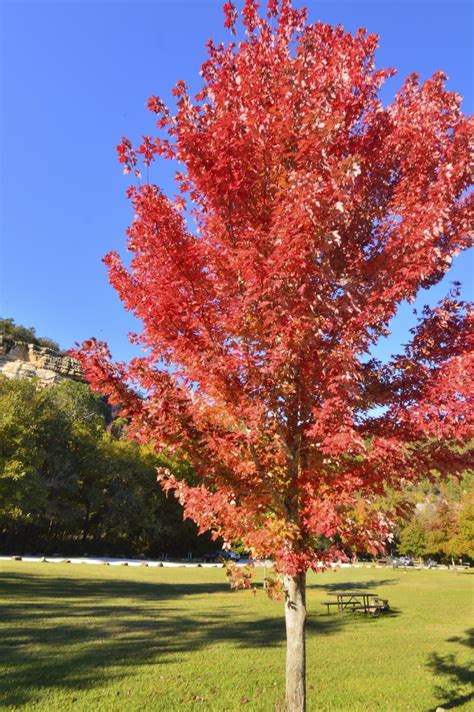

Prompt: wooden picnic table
[{"left": 324, "top": 591, "right": 389, "bottom": 615}]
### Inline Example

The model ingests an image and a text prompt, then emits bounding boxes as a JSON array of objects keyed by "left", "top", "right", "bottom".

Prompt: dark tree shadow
[
  {"left": 426, "top": 629, "right": 474, "bottom": 710},
  {"left": 446, "top": 629, "right": 474, "bottom": 649},
  {"left": 0, "top": 571, "right": 345, "bottom": 707},
  {"left": 308, "top": 578, "right": 399, "bottom": 592}
]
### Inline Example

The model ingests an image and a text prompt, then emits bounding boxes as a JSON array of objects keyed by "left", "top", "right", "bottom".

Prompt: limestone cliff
[{"left": 0, "top": 336, "right": 83, "bottom": 385}]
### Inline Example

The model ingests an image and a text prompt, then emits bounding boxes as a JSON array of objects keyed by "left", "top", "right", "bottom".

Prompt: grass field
[{"left": 0, "top": 561, "right": 472, "bottom": 711}]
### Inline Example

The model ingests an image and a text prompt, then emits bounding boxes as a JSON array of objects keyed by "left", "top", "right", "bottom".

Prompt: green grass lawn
[{"left": 0, "top": 561, "right": 472, "bottom": 711}]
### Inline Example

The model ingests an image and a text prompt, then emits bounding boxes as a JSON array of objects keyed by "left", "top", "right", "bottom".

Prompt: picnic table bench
[{"left": 322, "top": 591, "right": 389, "bottom": 616}]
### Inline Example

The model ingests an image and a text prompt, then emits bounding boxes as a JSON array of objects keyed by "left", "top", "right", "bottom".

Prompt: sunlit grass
[{"left": 0, "top": 561, "right": 472, "bottom": 710}]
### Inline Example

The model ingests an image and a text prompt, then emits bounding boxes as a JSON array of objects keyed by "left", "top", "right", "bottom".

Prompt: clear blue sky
[{"left": 1, "top": 0, "right": 472, "bottom": 363}]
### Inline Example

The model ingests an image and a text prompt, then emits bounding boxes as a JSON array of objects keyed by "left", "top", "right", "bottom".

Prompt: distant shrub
[{"left": 0, "top": 318, "right": 61, "bottom": 353}]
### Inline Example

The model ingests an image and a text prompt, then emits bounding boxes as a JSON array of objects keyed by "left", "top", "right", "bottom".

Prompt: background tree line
[
  {"left": 1, "top": 316, "right": 472, "bottom": 562},
  {"left": 0, "top": 376, "right": 215, "bottom": 557},
  {"left": 1, "top": 373, "right": 472, "bottom": 562},
  {"left": 396, "top": 473, "right": 473, "bottom": 563},
  {"left": 0, "top": 317, "right": 62, "bottom": 353}
]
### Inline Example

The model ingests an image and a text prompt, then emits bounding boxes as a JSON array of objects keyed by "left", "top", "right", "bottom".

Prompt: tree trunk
[{"left": 284, "top": 572, "right": 307, "bottom": 712}]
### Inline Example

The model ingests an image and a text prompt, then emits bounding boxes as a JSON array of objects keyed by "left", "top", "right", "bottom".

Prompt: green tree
[
  {"left": 0, "top": 378, "right": 48, "bottom": 542},
  {"left": 0, "top": 317, "right": 61, "bottom": 351},
  {"left": 398, "top": 517, "right": 427, "bottom": 559},
  {"left": 0, "top": 375, "right": 213, "bottom": 557},
  {"left": 448, "top": 496, "right": 474, "bottom": 560}
]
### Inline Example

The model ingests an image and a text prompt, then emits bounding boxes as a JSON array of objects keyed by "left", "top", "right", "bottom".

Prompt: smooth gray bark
[{"left": 284, "top": 572, "right": 307, "bottom": 712}]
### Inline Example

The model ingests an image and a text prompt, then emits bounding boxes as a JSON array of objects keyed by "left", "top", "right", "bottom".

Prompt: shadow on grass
[
  {"left": 308, "top": 577, "right": 399, "bottom": 592},
  {"left": 427, "top": 629, "right": 474, "bottom": 710},
  {"left": 0, "top": 571, "right": 344, "bottom": 707}
]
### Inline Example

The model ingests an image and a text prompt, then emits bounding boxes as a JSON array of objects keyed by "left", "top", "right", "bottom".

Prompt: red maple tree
[{"left": 75, "top": 2, "right": 473, "bottom": 709}]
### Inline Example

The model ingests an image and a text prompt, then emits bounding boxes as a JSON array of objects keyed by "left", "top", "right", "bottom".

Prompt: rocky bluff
[{"left": 0, "top": 336, "right": 83, "bottom": 385}]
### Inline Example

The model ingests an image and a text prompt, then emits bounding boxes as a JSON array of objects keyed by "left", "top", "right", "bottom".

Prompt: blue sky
[{"left": 1, "top": 0, "right": 472, "bottom": 363}]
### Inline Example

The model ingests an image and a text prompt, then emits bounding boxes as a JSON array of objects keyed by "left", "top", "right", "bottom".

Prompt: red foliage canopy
[{"left": 76, "top": 1, "right": 473, "bottom": 574}]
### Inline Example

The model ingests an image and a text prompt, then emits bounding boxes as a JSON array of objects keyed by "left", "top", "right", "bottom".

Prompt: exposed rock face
[{"left": 0, "top": 336, "right": 83, "bottom": 385}]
